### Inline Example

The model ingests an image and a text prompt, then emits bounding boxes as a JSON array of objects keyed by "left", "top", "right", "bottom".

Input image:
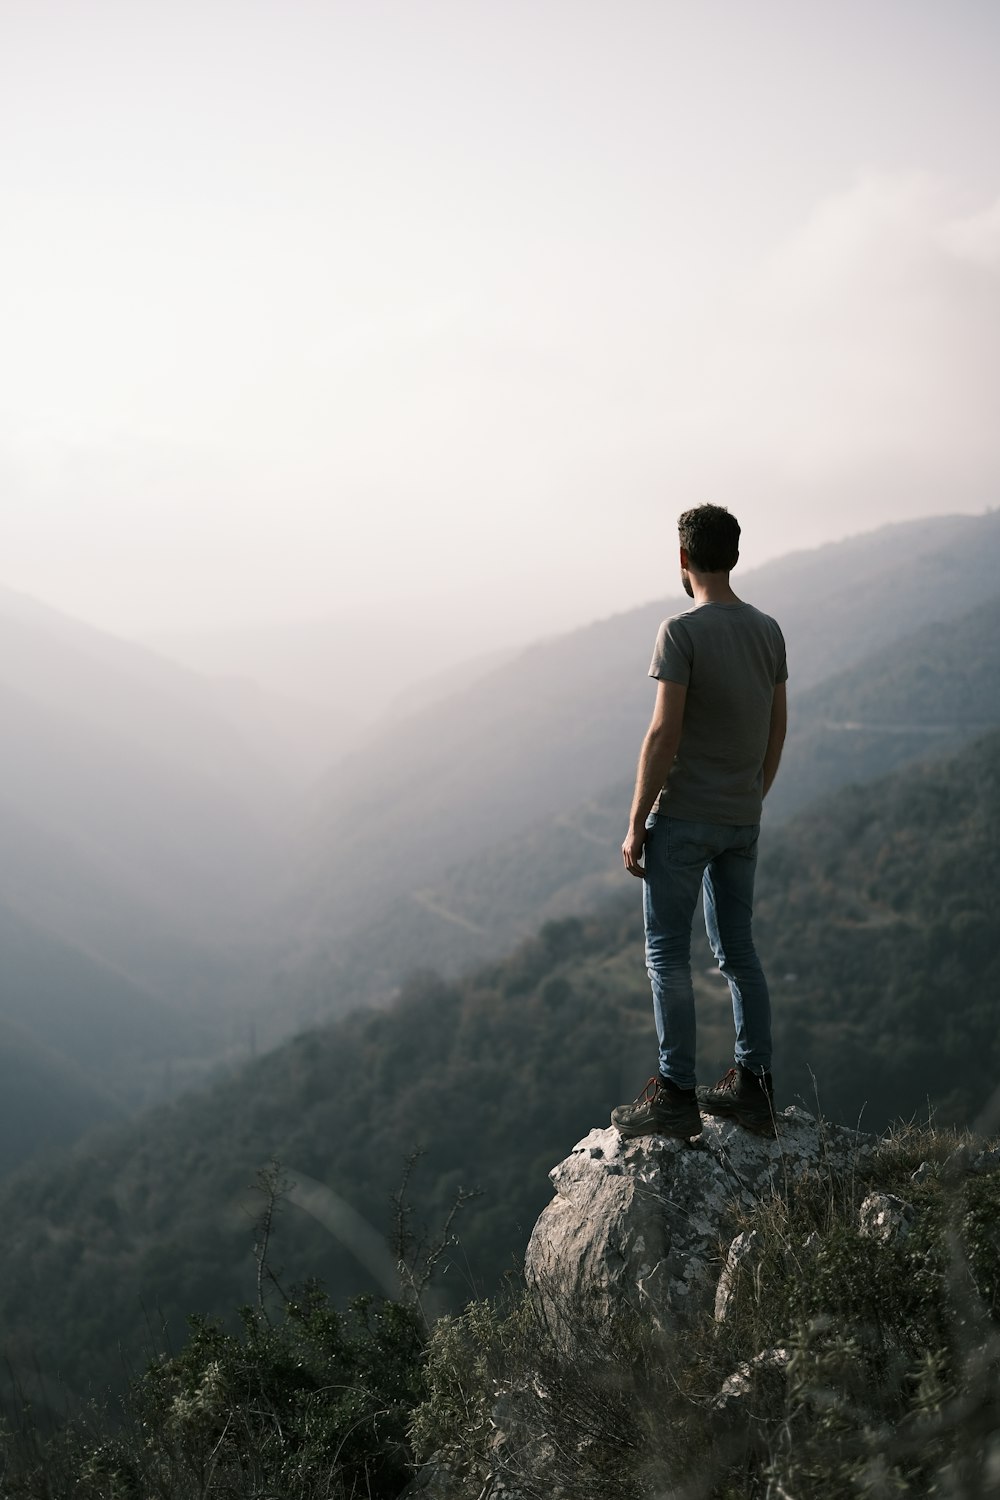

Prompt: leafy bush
[{"left": 1, "top": 1286, "right": 426, "bottom": 1500}]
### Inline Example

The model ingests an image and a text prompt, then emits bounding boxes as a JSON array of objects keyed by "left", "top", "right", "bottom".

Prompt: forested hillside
[
  {"left": 768, "top": 590, "right": 1000, "bottom": 820},
  {"left": 758, "top": 732, "right": 999, "bottom": 1128},
  {"left": 3, "top": 731, "right": 997, "bottom": 1403}
]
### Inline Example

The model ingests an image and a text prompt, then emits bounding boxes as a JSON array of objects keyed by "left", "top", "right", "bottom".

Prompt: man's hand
[
  {"left": 622, "top": 679, "right": 687, "bottom": 879},
  {"left": 761, "top": 681, "right": 787, "bottom": 799},
  {"left": 622, "top": 827, "right": 646, "bottom": 878}
]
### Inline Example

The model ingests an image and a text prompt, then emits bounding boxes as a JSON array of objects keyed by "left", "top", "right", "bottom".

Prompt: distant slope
[
  {"left": 142, "top": 608, "right": 540, "bottom": 756},
  {"left": 739, "top": 510, "right": 1000, "bottom": 686},
  {"left": 276, "top": 518, "right": 1000, "bottom": 1024},
  {"left": 0, "top": 1011, "right": 122, "bottom": 1179},
  {"left": 0, "top": 582, "right": 285, "bottom": 811},
  {"left": 0, "top": 780, "right": 250, "bottom": 1016},
  {"left": 0, "top": 582, "right": 302, "bottom": 1173},
  {"left": 793, "top": 589, "right": 1000, "bottom": 726},
  {"left": 0, "top": 678, "right": 271, "bottom": 956},
  {"left": 4, "top": 730, "right": 997, "bottom": 1399},
  {"left": 0, "top": 582, "right": 294, "bottom": 1002},
  {"left": 0, "top": 899, "right": 216, "bottom": 1116},
  {"left": 768, "top": 589, "right": 1000, "bottom": 819}
]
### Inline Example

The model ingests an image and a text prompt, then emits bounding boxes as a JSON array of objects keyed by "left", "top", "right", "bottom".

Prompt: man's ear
[{"left": 679, "top": 546, "right": 689, "bottom": 569}]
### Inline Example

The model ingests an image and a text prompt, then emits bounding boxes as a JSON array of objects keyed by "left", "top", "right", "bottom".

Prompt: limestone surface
[
  {"left": 524, "top": 1106, "right": 870, "bottom": 1335},
  {"left": 858, "top": 1190, "right": 916, "bottom": 1243}
]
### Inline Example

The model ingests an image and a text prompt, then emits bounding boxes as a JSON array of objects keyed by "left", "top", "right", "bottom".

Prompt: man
[{"left": 612, "top": 504, "right": 787, "bottom": 1140}]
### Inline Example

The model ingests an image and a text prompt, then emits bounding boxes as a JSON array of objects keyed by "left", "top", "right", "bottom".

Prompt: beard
[{"left": 681, "top": 570, "right": 694, "bottom": 599}]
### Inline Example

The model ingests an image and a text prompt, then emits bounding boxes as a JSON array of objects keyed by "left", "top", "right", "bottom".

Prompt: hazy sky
[{"left": 2, "top": 0, "right": 999, "bottom": 638}]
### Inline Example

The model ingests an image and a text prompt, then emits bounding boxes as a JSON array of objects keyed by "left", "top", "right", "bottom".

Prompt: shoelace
[
  {"left": 631, "top": 1076, "right": 663, "bottom": 1106},
  {"left": 713, "top": 1067, "right": 740, "bottom": 1093}
]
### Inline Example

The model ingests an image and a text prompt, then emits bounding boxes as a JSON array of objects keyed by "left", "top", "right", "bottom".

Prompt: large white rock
[{"left": 524, "top": 1106, "right": 870, "bottom": 1336}]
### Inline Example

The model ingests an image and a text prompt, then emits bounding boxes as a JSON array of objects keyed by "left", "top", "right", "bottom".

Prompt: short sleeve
[
  {"left": 648, "top": 616, "right": 692, "bottom": 686},
  {"left": 773, "top": 624, "right": 789, "bottom": 684}
]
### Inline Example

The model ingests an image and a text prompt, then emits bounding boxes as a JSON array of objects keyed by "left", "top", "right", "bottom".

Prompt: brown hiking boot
[
  {"left": 698, "top": 1064, "right": 776, "bottom": 1136},
  {"left": 612, "top": 1076, "right": 702, "bottom": 1141}
]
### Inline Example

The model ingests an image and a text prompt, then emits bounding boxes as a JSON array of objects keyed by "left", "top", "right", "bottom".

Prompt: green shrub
[{"left": 1, "top": 1285, "right": 426, "bottom": 1500}]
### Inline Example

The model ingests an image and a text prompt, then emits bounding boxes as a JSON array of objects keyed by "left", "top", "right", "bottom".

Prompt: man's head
[{"left": 677, "top": 505, "right": 741, "bottom": 578}]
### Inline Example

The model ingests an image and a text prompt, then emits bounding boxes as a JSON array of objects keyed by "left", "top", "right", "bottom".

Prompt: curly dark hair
[{"left": 677, "top": 505, "right": 741, "bottom": 572}]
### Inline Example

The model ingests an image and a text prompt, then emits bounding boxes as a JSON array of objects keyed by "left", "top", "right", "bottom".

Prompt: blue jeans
[{"left": 642, "top": 814, "right": 772, "bottom": 1089}]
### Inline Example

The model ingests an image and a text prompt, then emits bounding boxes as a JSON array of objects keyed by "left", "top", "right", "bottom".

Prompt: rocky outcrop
[
  {"left": 524, "top": 1105, "right": 870, "bottom": 1338},
  {"left": 413, "top": 1110, "right": 999, "bottom": 1500}
]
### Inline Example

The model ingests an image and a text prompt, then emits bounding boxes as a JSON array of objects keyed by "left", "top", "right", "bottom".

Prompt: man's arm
[
  {"left": 622, "top": 678, "right": 687, "bottom": 878},
  {"left": 761, "top": 681, "right": 787, "bottom": 799}
]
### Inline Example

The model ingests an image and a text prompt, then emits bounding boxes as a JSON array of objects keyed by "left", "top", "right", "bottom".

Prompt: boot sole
[
  {"left": 612, "top": 1115, "right": 703, "bottom": 1141},
  {"left": 699, "top": 1103, "right": 776, "bottom": 1137}
]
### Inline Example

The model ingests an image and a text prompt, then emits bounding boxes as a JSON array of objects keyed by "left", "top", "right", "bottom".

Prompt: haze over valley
[{"left": 2, "top": 508, "right": 999, "bottom": 1171}]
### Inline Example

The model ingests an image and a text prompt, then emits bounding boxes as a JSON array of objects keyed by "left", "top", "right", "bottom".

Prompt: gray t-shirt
[{"left": 648, "top": 601, "right": 787, "bottom": 825}]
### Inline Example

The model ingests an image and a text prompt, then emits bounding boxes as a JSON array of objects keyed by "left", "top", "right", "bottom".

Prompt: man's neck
[{"left": 687, "top": 570, "right": 741, "bottom": 607}]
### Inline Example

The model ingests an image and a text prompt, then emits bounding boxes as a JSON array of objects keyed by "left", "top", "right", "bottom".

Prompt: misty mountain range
[{"left": 2, "top": 509, "right": 999, "bottom": 1174}]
